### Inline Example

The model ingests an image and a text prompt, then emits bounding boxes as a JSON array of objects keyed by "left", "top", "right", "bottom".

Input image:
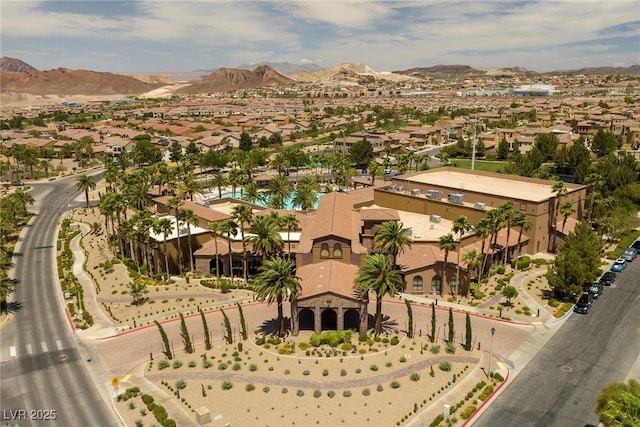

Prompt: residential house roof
[{"left": 297, "top": 260, "right": 360, "bottom": 299}]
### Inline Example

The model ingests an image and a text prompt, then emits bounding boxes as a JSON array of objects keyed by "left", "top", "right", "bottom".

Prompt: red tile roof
[{"left": 297, "top": 260, "right": 360, "bottom": 299}]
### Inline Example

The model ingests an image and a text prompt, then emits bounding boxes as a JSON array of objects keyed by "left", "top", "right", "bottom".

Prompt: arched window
[
  {"left": 449, "top": 276, "right": 457, "bottom": 295},
  {"left": 332, "top": 243, "right": 342, "bottom": 258},
  {"left": 431, "top": 276, "right": 442, "bottom": 296},
  {"left": 320, "top": 243, "right": 329, "bottom": 258},
  {"left": 412, "top": 276, "right": 423, "bottom": 292}
]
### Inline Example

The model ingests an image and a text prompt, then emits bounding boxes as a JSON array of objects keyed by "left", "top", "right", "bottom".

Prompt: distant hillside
[
  {"left": 237, "top": 61, "right": 323, "bottom": 75},
  {"left": 0, "top": 56, "right": 38, "bottom": 73},
  {"left": 177, "top": 65, "right": 295, "bottom": 94},
  {"left": 393, "top": 64, "right": 490, "bottom": 79},
  {"left": 292, "top": 62, "right": 417, "bottom": 85},
  {"left": 545, "top": 65, "right": 640, "bottom": 76},
  {"left": 0, "top": 67, "right": 162, "bottom": 95}
]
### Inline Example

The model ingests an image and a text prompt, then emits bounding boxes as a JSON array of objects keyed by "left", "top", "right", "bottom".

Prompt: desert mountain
[
  {"left": 177, "top": 65, "right": 295, "bottom": 94},
  {"left": 545, "top": 65, "right": 640, "bottom": 76},
  {"left": 1, "top": 65, "right": 163, "bottom": 95},
  {"left": 292, "top": 62, "right": 418, "bottom": 86},
  {"left": 0, "top": 56, "right": 39, "bottom": 73},
  {"left": 237, "top": 61, "right": 323, "bottom": 75}
]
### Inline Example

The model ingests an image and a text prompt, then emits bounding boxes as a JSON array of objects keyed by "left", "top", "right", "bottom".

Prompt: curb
[{"left": 460, "top": 363, "right": 511, "bottom": 426}]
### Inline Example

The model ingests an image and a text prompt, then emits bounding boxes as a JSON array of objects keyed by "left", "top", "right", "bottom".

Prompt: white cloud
[{"left": 282, "top": 0, "right": 396, "bottom": 28}]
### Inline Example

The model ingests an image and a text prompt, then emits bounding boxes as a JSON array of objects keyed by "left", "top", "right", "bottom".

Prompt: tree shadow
[
  {"left": 367, "top": 314, "right": 399, "bottom": 335},
  {"left": 5, "top": 301, "right": 23, "bottom": 314},
  {"left": 256, "top": 317, "right": 291, "bottom": 336}
]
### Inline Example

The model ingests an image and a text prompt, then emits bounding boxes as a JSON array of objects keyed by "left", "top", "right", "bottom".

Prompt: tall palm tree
[
  {"left": 374, "top": 220, "right": 412, "bottom": 267},
  {"left": 167, "top": 196, "right": 185, "bottom": 275},
  {"left": 207, "top": 221, "right": 223, "bottom": 281},
  {"left": 220, "top": 219, "right": 238, "bottom": 281},
  {"left": 267, "top": 174, "right": 292, "bottom": 209},
  {"left": 152, "top": 217, "right": 174, "bottom": 280},
  {"left": 462, "top": 249, "right": 482, "bottom": 286},
  {"left": 512, "top": 212, "right": 532, "bottom": 268},
  {"left": 243, "top": 181, "right": 263, "bottom": 205},
  {"left": 368, "top": 160, "right": 380, "bottom": 185},
  {"left": 354, "top": 253, "right": 404, "bottom": 336},
  {"left": 254, "top": 257, "right": 301, "bottom": 337},
  {"left": 231, "top": 204, "right": 253, "bottom": 283},
  {"left": 181, "top": 175, "right": 203, "bottom": 202},
  {"left": 98, "top": 192, "right": 117, "bottom": 240},
  {"left": 228, "top": 168, "right": 246, "bottom": 198},
  {"left": 452, "top": 215, "right": 471, "bottom": 296},
  {"left": 248, "top": 215, "right": 283, "bottom": 260},
  {"left": 498, "top": 201, "right": 514, "bottom": 266},
  {"left": 487, "top": 208, "right": 504, "bottom": 269},
  {"left": 75, "top": 174, "right": 96, "bottom": 208},
  {"left": 132, "top": 210, "right": 154, "bottom": 274},
  {"left": 124, "top": 181, "right": 153, "bottom": 211},
  {"left": 291, "top": 184, "right": 317, "bottom": 211},
  {"left": 551, "top": 179, "right": 568, "bottom": 252},
  {"left": 438, "top": 233, "right": 456, "bottom": 295},
  {"left": 211, "top": 171, "right": 228, "bottom": 199},
  {"left": 280, "top": 213, "right": 299, "bottom": 259},
  {"left": 559, "top": 201, "right": 575, "bottom": 237},
  {"left": 474, "top": 217, "right": 491, "bottom": 279},
  {"left": 178, "top": 208, "right": 199, "bottom": 273}
]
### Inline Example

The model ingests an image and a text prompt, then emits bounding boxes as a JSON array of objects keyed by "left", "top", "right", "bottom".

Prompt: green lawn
[{"left": 444, "top": 159, "right": 509, "bottom": 173}]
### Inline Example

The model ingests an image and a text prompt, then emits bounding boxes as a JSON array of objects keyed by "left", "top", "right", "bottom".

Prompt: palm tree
[
  {"left": 487, "top": 208, "right": 504, "bottom": 269},
  {"left": 254, "top": 257, "right": 301, "bottom": 337},
  {"left": 438, "top": 233, "right": 456, "bottom": 295},
  {"left": 267, "top": 174, "right": 292, "bottom": 209},
  {"left": 181, "top": 175, "right": 203, "bottom": 202},
  {"left": 354, "top": 253, "right": 404, "bottom": 336},
  {"left": 228, "top": 168, "right": 245, "bottom": 198},
  {"left": 39, "top": 159, "right": 52, "bottom": 178},
  {"left": 498, "top": 201, "right": 514, "bottom": 266},
  {"left": 152, "top": 217, "right": 174, "bottom": 280},
  {"left": 474, "top": 217, "right": 491, "bottom": 279},
  {"left": 220, "top": 219, "right": 238, "bottom": 281},
  {"left": 124, "top": 181, "right": 153, "bottom": 211},
  {"left": 374, "top": 220, "right": 412, "bottom": 267},
  {"left": 207, "top": 221, "right": 223, "bottom": 281},
  {"left": 280, "top": 213, "right": 299, "bottom": 259},
  {"left": 452, "top": 215, "right": 471, "bottom": 296},
  {"left": 132, "top": 210, "right": 154, "bottom": 274},
  {"left": 559, "top": 201, "right": 575, "bottom": 237},
  {"left": 248, "top": 215, "right": 283, "bottom": 260},
  {"left": 368, "top": 160, "right": 380, "bottom": 185},
  {"left": 243, "top": 181, "right": 263, "bottom": 205},
  {"left": 178, "top": 208, "right": 199, "bottom": 273},
  {"left": 75, "top": 174, "right": 96, "bottom": 208},
  {"left": 167, "top": 196, "right": 184, "bottom": 275},
  {"left": 231, "top": 204, "right": 253, "bottom": 283},
  {"left": 551, "top": 179, "right": 568, "bottom": 252},
  {"left": 462, "top": 249, "right": 482, "bottom": 286},
  {"left": 291, "top": 184, "right": 317, "bottom": 211},
  {"left": 211, "top": 171, "right": 228, "bottom": 199},
  {"left": 512, "top": 212, "right": 532, "bottom": 268}
]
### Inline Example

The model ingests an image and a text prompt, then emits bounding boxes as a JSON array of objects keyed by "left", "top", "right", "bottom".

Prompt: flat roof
[{"left": 399, "top": 169, "right": 567, "bottom": 203}]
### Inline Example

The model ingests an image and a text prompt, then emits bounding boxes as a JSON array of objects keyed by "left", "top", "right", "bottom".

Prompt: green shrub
[
  {"left": 362, "top": 388, "right": 371, "bottom": 396},
  {"left": 221, "top": 381, "right": 233, "bottom": 390},
  {"left": 429, "top": 345, "right": 440, "bottom": 354},
  {"left": 298, "top": 342, "right": 310, "bottom": 350},
  {"left": 313, "top": 389, "right": 321, "bottom": 398},
  {"left": 370, "top": 364, "right": 378, "bottom": 371},
  {"left": 249, "top": 363, "right": 257, "bottom": 372},
  {"left": 496, "top": 265, "right": 506, "bottom": 274},
  {"left": 218, "top": 362, "right": 228, "bottom": 370},
  {"left": 429, "top": 414, "right": 444, "bottom": 427},
  {"left": 478, "top": 385, "right": 494, "bottom": 401},
  {"left": 439, "top": 361, "right": 452, "bottom": 371},
  {"left": 172, "top": 360, "right": 183, "bottom": 369},
  {"left": 296, "top": 389, "right": 305, "bottom": 397},
  {"left": 390, "top": 381, "right": 400, "bottom": 389},
  {"left": 399, "top": 356, "right": 407, "bottom": 363},
  {"left": 492, "top": 372, "right": 504, "bottom": 382},
  {"left": 390, "top": 337, "right": 400, "bottom": 345},
  {"left": 445, "top": 342, "right": 456, "bottom": 354},
  {"left": 549, "top": 298, "right": 560, "bottom": 307},
  {"left": 460, "top": 405, "right": 477, "bottom": 420},
  {"left": 309, "top": 330, "right": 352, "bottom": 347},
  {"left": 376, "top": 384, "right": 383, "bottom": 392},
  {"left": 343, "top": 390, "right": 352, "bottom": 397},
  {"left": 410, "top": 373, "right": 420, "bottom": 382},
  {"left": 158, "top": 360, "right": 170, "bottom": 370},
  {"left": 245, "top": 384, "right": 255, "bottom": 392},
  {"left": 515, "top": 256, "right": 531, "bottom": 269},
  {"left": 263, "top": 386, "right": 270, "bottom": 393},
  {"left": 141, "top": 394, "right": 154, "bottom": 405},
  {"left": 327, "top": 390, "right": 335, "bottom": 398}
]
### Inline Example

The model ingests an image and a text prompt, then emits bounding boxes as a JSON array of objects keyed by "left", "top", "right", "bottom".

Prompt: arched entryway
[
  {"left": 298, "top": 308, "right": 315, "bottom": 331},
  {"left": 321, "top": 309, "right": 337, "bottom": 330},
  {"left": 343, "top": 309, "right": 359, "bottom": 331}
]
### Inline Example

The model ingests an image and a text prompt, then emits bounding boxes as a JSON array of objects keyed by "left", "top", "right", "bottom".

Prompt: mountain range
[{"left": 2, "top": 56, "right": 639, "bottom": 97}]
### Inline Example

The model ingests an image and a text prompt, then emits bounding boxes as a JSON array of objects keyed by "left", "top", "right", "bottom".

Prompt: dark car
[
  {"left": 631, "top": 240, "right": 640, "bottom": 254},
  {"left": 574, "top": 293, "right": 592, "bottom": 314},
  {"left": 10, "top": 180, "right": 24, "bottom": 186},
  {"left": 600, "top": 271, "right": 616, "bottom": 286},
  {"left": 622, "top": 248, "right": 637, "bottom": 262},
  {"left": 588, "top": 283, "right": 603, "bottom": 299}
]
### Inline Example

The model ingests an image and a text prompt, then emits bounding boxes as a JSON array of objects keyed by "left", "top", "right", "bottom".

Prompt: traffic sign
[{"left": 111, "top": 377, "right": 120, "bottom": 388}]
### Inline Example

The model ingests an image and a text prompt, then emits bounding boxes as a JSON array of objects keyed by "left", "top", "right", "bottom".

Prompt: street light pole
[{"left": 488, "top": 326, "right": 496, "bottom": 378}]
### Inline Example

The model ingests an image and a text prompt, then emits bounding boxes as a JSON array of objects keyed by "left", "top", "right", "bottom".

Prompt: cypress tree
[
  {"left": 404, "top": 299, "right": 414, "bottom": 338},
  {"left": 179, "top": 313, "right": 194, "bottom": 354},
  {"left": 154, "top": 320, "right": 172, "bottom": 360},
  {"left": 221, "top": 308, "right": 233, "bottom": 344},
  {"left": 200, "top": 309, "right": 211, "bottom": 351},
  {"left": 448, "top": 307, "right": 455, "bottom": 344},
  {"left": 430, "top": 302, "right": 436, "bottom": 343},
  {"left": 464, "top": 312, "right": 472, "bottom": 351},
  {"left": 236, "top": 302, "right": 248, "bottom": 341}
]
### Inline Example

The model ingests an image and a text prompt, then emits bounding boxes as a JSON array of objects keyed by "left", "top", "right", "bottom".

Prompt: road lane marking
[
  {"left": 10, "top": 346, "right": 16, "bottom": 357},
  {"left": 122, "top": 374, "right": 131, "bottom": 383},
  {"left": 56, "top": 339, "right": 63, "bottom": 350},
  {"left": 26, "top": 344, "right": 33, "bottom": 355},
  {"left": 41, "top": 341, "right": 48, "bottom": 352}
]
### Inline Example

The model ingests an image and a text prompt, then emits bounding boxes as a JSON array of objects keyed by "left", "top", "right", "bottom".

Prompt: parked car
[
  {"left": 622, "top": 248, "right": 637, "bottom": 262},
  {"left": 574, "top": 293, "right": 592, "bottom": 314},
  {"left": 611, "top": 258, "right": 627, "bottom": 272},
  {"left": 631, "top": 239, "right": 640, "bottom": 254},
  {"left": 588, "top": 283, "right": 603, "bottom": 299},
  {"left": 600, "top": 271, "right": 616, "bottom": 286},
  {"left": 10, "top": 180, "right": 24, "bottom": 186}
]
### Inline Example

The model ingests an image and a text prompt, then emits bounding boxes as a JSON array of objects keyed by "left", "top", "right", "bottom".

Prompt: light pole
[{"left": 488, "top": 326, "right": 496, "bottom": 378}]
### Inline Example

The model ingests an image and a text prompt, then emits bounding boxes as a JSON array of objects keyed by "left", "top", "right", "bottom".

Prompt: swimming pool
[{"left": 214, "top": 191, "right": 324, "bottom": 210}]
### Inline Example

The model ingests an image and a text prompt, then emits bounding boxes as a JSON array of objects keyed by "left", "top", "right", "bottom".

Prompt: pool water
[{"left": 214, "top": 191, "right": 324, "bottom": 210}]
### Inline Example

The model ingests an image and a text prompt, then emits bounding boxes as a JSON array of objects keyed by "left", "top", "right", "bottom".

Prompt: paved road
[
  {"left": 473, "top": 259, "right": 640, "bottom": 427},
  {"left": 0, "top": 173, "right": 119, "bottom": 426}
]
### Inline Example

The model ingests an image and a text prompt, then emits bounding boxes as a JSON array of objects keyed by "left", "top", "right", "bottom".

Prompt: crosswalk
[{"left": 2, "top": 338, "right": 68, "bottom": 362}]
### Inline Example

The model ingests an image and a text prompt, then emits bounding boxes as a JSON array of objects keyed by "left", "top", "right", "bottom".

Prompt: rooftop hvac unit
[
  {"left": 430, "top": 214, "right": 441, "bottom": 223},
  {"left": 474, "top": 202, "right": 485, "bottom": 210},
  {"left": 403, "top": 228, "right": 413, "bottom": 236},
  {"left": 410, "top": 189, "right": 421, "bottom": 197},
  {"left": 448, "top": 193, "right": 464, "bottom": 204},
  {"left": 426, "top": 190, "right": 443, "bottom": 200}
]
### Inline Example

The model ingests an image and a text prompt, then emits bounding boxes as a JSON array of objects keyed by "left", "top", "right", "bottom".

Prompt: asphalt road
[
  {"left": 0, "top": 173, "right": 119, "bottom": 426},
  {"left": 473, "top": 258, "right": 640, "bottom": 427}
]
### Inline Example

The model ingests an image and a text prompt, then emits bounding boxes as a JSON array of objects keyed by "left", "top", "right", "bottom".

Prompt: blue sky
[{"left": 1, "top": 1, "right": 638, "bottom": 73}]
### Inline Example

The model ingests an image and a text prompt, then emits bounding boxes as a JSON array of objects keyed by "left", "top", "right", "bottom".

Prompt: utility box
[
  {"left": 195, "top": 407, "right": 211, "bottom": 426},
  {"left": 448, "top": 193, "right": 464, "bottom": 204},
  {"left": 430, "top": 214, "right": 442, "bottom": 223},
  {"left": 474, "top": 202, "right": 486, "bottom": 210}
]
